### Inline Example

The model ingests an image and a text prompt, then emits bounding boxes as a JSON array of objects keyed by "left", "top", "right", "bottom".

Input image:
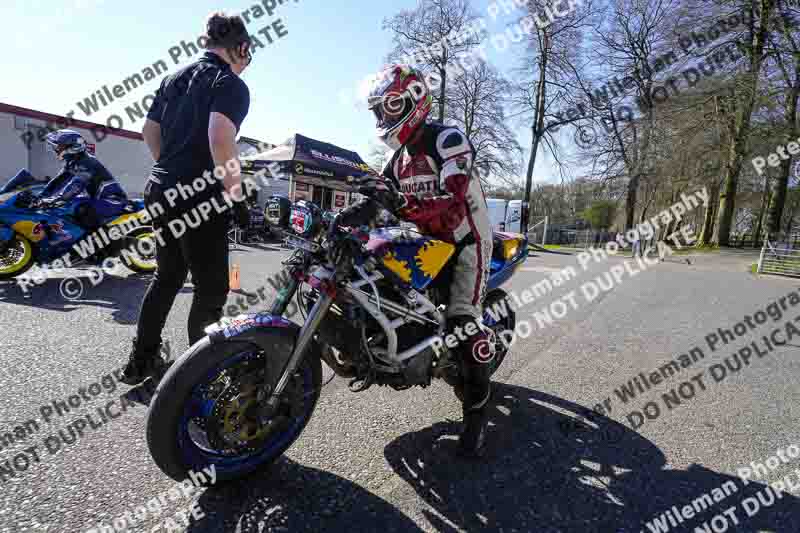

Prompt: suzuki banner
[{"left": 242, "top": 134, "right": 370, "bottom": 182}]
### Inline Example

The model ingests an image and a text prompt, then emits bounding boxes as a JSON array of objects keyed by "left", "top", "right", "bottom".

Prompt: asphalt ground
[{"left": 1, "top": 243, "right": 799, "bottom": 532}]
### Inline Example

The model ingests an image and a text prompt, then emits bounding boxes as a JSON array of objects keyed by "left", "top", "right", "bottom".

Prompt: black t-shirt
[{"left": 146, "top": 52, "right": 250, "bottom": 196}]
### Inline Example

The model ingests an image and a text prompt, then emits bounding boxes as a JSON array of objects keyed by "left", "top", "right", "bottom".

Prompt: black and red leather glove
[{"left": 357, "top": 176, "right": 407, "bottom": 213}]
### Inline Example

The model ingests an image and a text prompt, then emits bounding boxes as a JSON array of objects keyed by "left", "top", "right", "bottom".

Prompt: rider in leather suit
[
  {"left": 348, "top": 65, "right": 494, "bottom": 458},
  {"left": 39, "top": 129, "right": 128, "bottom": 229}
]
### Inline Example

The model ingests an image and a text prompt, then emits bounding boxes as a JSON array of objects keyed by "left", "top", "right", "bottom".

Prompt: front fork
[
  {"left": 262, "top": 268, "right": 333, "bottom": 415},
  {"left": 269, "top": 267, "right": 300, "bottom": 316}
]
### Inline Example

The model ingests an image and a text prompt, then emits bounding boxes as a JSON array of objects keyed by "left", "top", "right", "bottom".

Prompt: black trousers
[{"left": 135, "top": 182, "right": 230, "bottom": 353}]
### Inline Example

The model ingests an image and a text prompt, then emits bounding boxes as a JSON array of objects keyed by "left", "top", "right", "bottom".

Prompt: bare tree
[
  {"left": 783, "top": 174, "right": 800, "bottom": 233},
  {"left": 575, "top": 0, "right": 685, "bottom": 231},
  {"left": 445, "top": 59, "right": 523, "bottom": 185},
  {"left": 383, "top": 0, "right": 485, "bottom": 122},
  {"left": 513, "top": 0, "right": 596, "bottom": 233},
  {"left": 710, "top": 0, "right": 775, "bottom": 245},
  {"left": 763, "top": 0, "right": 800, "bottom": 237}
]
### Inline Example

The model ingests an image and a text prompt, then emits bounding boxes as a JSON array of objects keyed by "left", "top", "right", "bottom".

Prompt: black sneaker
[
  {"left": 120, "top": 356, "right": 169, "bottom": 385},
  {"left": 120, "top": 339, "right": 169, "bottom": 385},
  {"left": 457, "top": 408, "right": 488, "bottom": 458}
]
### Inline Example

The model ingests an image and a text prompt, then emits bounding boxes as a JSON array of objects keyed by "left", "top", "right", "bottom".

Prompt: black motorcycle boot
[
  {"left": 458, "top": 364, "right": 491, "bottom": 457},
  {"left": 120, "top": 338, "right": 169, "bottom": 385},
  {"left": 459, "top": 403, "right": 489, "bottom": 458},
  {"left": 455, "top": 320, "right": 493, "bottom": 458}
]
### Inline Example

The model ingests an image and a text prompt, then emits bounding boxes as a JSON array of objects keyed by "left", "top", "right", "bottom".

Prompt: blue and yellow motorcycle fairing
[
  {"left": 0, "top": 170, "right": 157, "bottom": 281},
  {"left": 365, "top": 227, "right": 529, "bottom": 292}
]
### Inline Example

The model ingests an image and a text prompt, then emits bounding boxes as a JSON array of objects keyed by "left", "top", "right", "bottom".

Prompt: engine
[
  {"left": 311, "top": 280, "right": 443, "bottom": 390},
  {"left": 393, "top": 321, "right": 436, "bottom": 387}
]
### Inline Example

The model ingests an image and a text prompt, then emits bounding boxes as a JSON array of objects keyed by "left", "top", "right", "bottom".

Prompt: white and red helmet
[{"left": 367, "top": 65, "right": 432, "bottom": 150}]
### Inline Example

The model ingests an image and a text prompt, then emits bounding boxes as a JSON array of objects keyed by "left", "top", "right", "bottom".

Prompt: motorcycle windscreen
[
  {"left": 1, "top": 169, "right": 42, "bottom": 194},
  {"left": 370, "top": 229, "right": 455, "bottom": 291}
]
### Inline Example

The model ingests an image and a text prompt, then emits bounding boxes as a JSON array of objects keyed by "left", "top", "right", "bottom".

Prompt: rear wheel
[
  {"left": 482, "top": 289, "right": 516, "bottom": 373},
  {"left": 0, "top": 234, "right": 35, "bottom": 280},
  {"left": 146, "top": 335, "right": 322, "bottom": 483},
  {"left": 120, "top": 227, "right": 157, "bottom": 273}
]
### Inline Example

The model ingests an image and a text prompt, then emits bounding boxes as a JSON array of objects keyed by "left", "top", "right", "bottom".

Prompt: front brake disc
[{"left": 205, "top": 356, "right": 304, "bottom": 455}]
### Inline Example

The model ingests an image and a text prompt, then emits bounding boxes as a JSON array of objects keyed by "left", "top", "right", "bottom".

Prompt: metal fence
[
  {"left": 730, "top": 233, "right": 799, "bottom": 249},
  {"left": 728, "top": 234, "right": 767, "bottom": 249},
  {"left": 529, "top": 229, "right": 626, "bottom": 249},
  {"left": 758, "top": 239, "right": 800, "bottom": 278}
]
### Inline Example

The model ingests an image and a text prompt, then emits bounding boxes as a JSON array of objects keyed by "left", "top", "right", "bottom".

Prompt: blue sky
[{"left": 2, "top": 0, "right": 565, "bottom": 185}]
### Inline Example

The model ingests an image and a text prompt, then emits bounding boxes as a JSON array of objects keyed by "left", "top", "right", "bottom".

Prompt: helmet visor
[
  {"left": 370, "top": 93, "right": 412, "bottom": 134},
  {"left": 47, "top": 142, "right": 66, "bottom": 157}
]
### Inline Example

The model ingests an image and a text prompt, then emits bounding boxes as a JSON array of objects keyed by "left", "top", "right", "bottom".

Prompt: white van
[
  {"left": 486, "top": 198, "right": 508, "bottom": 231},
  {"left": 505, "top": 200, "right": 523, "bottom": 234}
]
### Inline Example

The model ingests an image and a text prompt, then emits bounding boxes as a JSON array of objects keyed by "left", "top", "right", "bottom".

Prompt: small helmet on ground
[
  {"left": 366, "top": 65, "right": 432, "bottom": 150},
  {"left": 45, "top": 129, "right": 87, "bottom": 160}
]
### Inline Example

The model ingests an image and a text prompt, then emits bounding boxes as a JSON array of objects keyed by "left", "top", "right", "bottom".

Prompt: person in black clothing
[
  {"left": 37, "top": 130, "right": 128, "bottom": 229},
  {"left": 121, "top": 12, "right": 253, "bottom": 384}
]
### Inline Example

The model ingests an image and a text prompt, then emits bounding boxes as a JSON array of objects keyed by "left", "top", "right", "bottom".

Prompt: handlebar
[
  {"left": 323, "top": 205, "right": 380, "bottom": 272},
  {"left": 14, "top": 190, "right": 36, "bottom": 208},
  {"left": 34, "top": 201, "right": 61, "bottom": 210},
  {"left": 15, "top": 193, "right": 65, "bottom": 210}
]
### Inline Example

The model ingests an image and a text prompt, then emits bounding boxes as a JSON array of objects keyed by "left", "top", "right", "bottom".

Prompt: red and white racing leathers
[{"left": 383, "top": 122, "right": 492, "bottom": 319}]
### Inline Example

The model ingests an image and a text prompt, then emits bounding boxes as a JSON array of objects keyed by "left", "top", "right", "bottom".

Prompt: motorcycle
[
  {"left": 0, "top": 170, "right": 157, "bottom": 280},
  {"left": 146, "top": 195, "right": 529, "bottom": 483}
]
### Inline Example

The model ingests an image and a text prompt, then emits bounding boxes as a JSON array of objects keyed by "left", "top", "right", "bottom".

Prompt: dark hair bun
[{"left": 205, "top": 12, "right": 250, "bottom": 48}]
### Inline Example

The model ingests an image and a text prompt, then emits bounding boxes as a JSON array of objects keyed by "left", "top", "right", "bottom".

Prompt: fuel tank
[{"left": 365, "top": 227, "right": 455, "bottom": 291}]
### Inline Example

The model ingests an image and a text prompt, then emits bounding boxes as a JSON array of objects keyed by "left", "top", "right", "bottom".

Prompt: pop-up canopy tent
[{"left": 241, "top": 134, "right": 371, "bottom": 205}]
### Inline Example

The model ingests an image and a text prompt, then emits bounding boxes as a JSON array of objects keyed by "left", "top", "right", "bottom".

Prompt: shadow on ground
[
  {"left": 187, "top": 458, "right": 423, "bottom": 533},
  {"left": 0, "top": 272, "right": 192, "bottom": 324},
  {"left": 382, "top": 384, "right": 800, "bottom": 532},
  {"left": 166, "top": 383, "right": 800, "bottom": 532}
]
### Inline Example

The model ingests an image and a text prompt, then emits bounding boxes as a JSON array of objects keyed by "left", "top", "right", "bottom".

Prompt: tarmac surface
[{"left": 1, "top": 243, "right": 799, "bottom": 532}]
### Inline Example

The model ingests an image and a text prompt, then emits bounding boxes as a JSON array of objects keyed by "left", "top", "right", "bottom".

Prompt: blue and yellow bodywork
[
  {"left": 367, "top": 228, "right": 455, "bottom": 291},
  {"left": 366, "top": 228, "right": 528, "bottom": 291},
  {"left": 0, "top": 170, "right": 153, "bottom": 275},
  {"left": 487, "top": 231, "right": 529, "bottom": 290}
]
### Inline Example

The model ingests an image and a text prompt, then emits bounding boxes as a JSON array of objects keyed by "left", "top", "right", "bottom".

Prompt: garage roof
[{"left": 0, "top": 102, "right": 144, "bottom": 141}]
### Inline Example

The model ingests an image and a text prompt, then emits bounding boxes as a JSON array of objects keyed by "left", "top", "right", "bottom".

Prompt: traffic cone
[{"left": 230, "top": 263, "right": 241, "bottom": 291}]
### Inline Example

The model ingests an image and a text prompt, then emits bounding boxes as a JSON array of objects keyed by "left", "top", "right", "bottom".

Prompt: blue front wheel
[{"left": 146, "top": 334, "right": 322, "bottom": 483}]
